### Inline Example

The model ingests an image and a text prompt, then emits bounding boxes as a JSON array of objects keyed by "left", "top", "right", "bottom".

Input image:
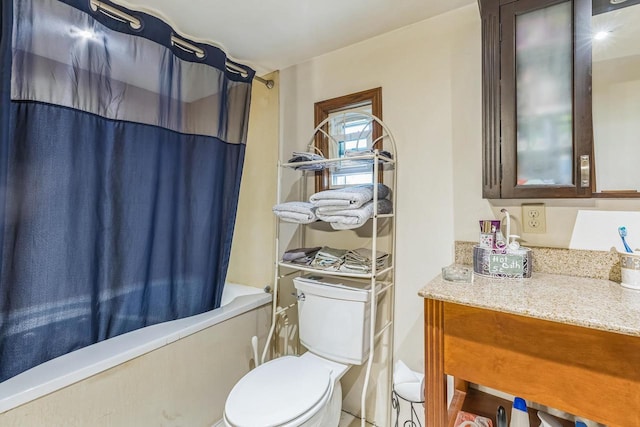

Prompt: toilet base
[{"left": 300, "top": 380, "right": 342, "bottom": 427}]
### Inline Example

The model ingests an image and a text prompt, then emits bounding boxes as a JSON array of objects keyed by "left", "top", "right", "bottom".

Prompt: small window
[{"left": 314, "top": 88, "right": 382, "bottom": 191}]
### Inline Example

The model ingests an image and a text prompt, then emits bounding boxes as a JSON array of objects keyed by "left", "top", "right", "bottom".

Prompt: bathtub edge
[{"left": 0, "top": 285, "right": 272, "bottom": 414}]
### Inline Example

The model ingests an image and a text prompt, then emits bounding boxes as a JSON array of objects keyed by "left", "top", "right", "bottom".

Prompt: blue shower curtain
[{"left": 0, "top": 0, "right": 254, "bottom": 381}]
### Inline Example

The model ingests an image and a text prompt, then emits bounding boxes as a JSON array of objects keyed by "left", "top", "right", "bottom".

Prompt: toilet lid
[{"left": 225, "top": 356, "right": 332, "bottom": 427}]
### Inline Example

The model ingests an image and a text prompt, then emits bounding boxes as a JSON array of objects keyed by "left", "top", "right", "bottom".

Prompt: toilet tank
[{"left": 293, "top": 275, "right": 376, "bottom": 365}]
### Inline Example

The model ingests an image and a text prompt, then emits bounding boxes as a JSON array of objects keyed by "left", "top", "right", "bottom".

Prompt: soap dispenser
[{"left": 510, "top": 397, "right": 530, "bottom": 427}]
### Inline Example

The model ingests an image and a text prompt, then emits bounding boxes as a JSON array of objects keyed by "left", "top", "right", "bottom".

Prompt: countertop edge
[{"left": 418, "top": 271, "right": 640, "bottom": 338}]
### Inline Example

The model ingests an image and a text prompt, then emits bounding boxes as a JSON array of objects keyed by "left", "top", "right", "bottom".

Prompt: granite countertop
[{"left": 419, "top": 271, "right": 640, "bottom": 337}]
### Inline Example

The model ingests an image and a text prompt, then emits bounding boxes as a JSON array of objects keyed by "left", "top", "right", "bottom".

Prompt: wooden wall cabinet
[{"left": 479, "top": 0, "right": 593, "bottom": 198}]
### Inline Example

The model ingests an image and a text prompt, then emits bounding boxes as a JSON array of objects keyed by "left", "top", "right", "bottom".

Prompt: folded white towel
[
  {"left": 345, "top": 248, "right": 388, "bottom": 264},
  {"left": 338, "top": 263, "right": 371, "bottom": 274},
  {"left": 282, "top": 247, "right": 322, "bottom": 263},
  {"left": 310, "top": 246, "right": 347, "bottom": 270},
  {"left": 272, "top": 202, "right": 317, "bottom": 224},
  {"left": 317, "top": 199, "right": 392, "bottom": 230},
  {"left": 310, "top": 184, "right": 390, "bottom": 210},
  {"left": 287, "top": 151, "right": 326, "bottom": 171},
  {"left": 339, "top": 248, "right": 389, "bottom": 272}
]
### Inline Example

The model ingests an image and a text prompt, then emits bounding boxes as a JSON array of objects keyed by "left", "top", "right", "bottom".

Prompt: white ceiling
[
  {"left": 592, "top": 2, "right": 640, "bottom": 62},
  {"left": 116, "top": 0, "right": 476, "bottom": 75}
]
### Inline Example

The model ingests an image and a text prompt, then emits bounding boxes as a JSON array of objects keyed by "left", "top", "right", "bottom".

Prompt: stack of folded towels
[
  {"left": 310, "top": 247, "right": 347, "bottom": 270},
  {"left": 286, "top": 151, "right": 326, "bottom": 171},
  {"left": 344, "top": 148, "right": 393, "bottom": 160},
  {"left": 340, "top": 248, "right": 390, "bottom": 273},
  {"left": 272, "top": 183, "right": 392, "bottom": 229},
  {"left": 281, "top": 246, "right": 389, "bottom": 273},
  {"left": 272, "top": 201, "right": 317, "bottom": 224},
  {"left": 310, "top": 184, "right": 392, "bottom": 230}
]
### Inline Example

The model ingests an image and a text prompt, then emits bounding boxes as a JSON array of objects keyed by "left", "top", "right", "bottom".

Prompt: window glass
[
  {"left": 327, "top": 106, "right": 374, "bottom": 187},
  {"left": 313, "top": 88, "right": 382, "bottom": 191}
]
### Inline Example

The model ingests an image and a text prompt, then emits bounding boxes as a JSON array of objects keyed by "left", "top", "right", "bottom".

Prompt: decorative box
[{"left": 473, "top": 245, "right": 532, "bottom": 279}]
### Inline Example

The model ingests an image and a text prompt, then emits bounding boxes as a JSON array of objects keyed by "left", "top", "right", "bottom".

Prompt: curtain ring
[{"left": 89, "top": 0, "right": 142, "bottom": 31}]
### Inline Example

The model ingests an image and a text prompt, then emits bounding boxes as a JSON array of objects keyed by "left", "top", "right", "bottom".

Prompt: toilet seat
[{"left": 224, "top": 356, "right": 333, "bottom": 427}]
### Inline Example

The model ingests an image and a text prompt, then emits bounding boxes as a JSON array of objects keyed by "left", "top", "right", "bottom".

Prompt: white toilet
[{"left": 223, "top": 275, "right": 375, "bottom": 427}]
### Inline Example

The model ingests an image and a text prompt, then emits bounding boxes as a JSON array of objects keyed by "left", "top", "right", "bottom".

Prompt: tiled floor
[
  {"left": 215, "top": 410, "right": 373, "bottom": 427},
  {"left": 338, "top": 411, "right": 375, "bottom": 427},
  {"left": 338, "top": 411, "right": 357, "bottom": 427}
]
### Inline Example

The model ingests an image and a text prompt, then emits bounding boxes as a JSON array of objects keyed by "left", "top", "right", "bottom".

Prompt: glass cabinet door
[{"left": 515, "top": 2, "right": 573, "bottom": 186}]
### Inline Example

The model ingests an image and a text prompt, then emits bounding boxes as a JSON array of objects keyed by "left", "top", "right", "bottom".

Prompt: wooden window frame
[{"left": 313, "top": 88, "right": 383, "bottom": 192}]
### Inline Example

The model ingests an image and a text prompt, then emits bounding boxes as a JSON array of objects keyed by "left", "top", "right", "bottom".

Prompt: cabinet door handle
[{"left": 580, "top": 155, "right": 590, "bottom": 188}]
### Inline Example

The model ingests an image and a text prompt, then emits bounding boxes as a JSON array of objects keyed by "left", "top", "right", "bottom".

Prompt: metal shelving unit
[{"left": 264, "top": 113, "right": 397, "bottom": 427}]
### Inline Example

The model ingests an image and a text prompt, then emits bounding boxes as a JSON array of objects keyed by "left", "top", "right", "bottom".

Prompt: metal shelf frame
[{"left": 266, "top": 112, "right": 397, "bottom": 427}]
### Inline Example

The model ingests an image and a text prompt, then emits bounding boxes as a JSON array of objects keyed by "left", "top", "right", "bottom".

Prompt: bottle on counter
[
  {"left": 537, "top": 411, "right": 563, "bottom": 427},
  {"left": 510, "top": 397, "right": 530, "bottom": 427},
  {"left": 496, "top": 405, "right": 508, "bottom": 427}
]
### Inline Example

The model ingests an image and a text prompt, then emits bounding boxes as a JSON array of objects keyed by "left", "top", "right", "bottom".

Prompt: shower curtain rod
[
  {"left": 89, "top": 0, "right": 274, "bottom": 89},
  {"left": 219, "top": 56, "right": 275, "bottom": 89},
  {"left": 253, "top": 75, "right": 275, "bottom": 89}
]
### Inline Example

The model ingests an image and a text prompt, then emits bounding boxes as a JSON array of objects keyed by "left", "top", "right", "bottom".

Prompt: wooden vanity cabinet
[
  {"left": 424, "top": 299, "right": 640, "bottom": 427},
  {"left": 479, "top": 0, "right": 593, "bottom": 199}
]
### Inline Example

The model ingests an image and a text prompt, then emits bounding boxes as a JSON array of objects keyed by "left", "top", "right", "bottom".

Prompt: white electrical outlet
[{"left": 522, "top": 203, "right": 546, "bottom": 233}]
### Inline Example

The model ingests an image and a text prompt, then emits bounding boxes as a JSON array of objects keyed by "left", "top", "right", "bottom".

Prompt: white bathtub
[{"left": 0, "top": 282, "right": 271, "bottom": 414}]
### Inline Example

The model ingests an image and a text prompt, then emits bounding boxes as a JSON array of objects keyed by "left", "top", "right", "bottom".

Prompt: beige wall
[
  {"left": 0, "top": 305, "right": 271, "bottom": 427},
  {"left": 279, "top": 1, "right": 640, "bottom": 421},
  {"left": 227, "top": 71, "right": 279, "bottom": 288},
  {"left": 279, "top": 6, "right": 476, "bottom": 421},
  {"left": 281, "top": 1, "right": 481, "bottom": 370}
]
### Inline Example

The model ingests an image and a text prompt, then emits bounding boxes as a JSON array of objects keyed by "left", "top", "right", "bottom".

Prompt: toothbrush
[{"left": 618, "top": 226, "right": 633, "bottom": 253}]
